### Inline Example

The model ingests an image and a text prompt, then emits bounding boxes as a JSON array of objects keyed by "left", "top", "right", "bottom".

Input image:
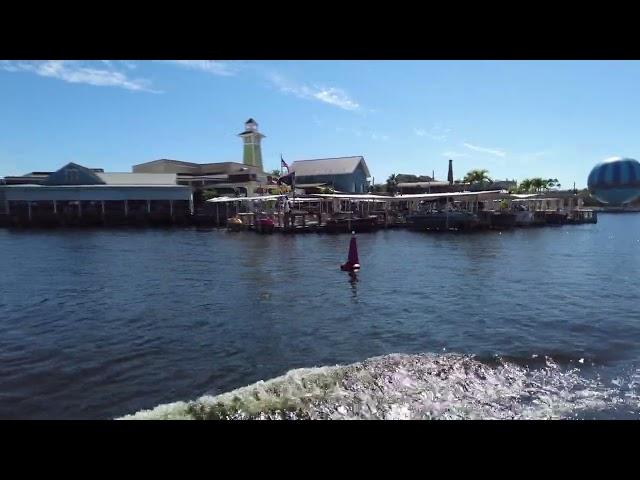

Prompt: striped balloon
[{"left": 588, "top": 157, "right": 640, "bottom": 204}]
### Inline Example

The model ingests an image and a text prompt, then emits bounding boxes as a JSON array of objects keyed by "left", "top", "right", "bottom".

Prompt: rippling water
[{"left": 1, "top": 214, "right": 640, "bottom": 419}]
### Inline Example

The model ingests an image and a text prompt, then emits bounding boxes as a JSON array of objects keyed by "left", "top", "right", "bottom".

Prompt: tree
[
  {"left": 517, "top": 177, "right": 562, "bottom": 193},
  {"left": 269, "top": 169, "right": 281, "bottom": 177},
  {"left": 517, "top": 179, "right": 533, "bottom": 193},
  {"left": 386, "top": 173, "right": 398, "bottom": 194},
  {"left": 463, "top": 169, "right": 492, "bottom": 184},
  {"left": 546, "top": 178, "right": 561, "bottom": 190},
  {"left": 529, "top": 178, "right": 546, "bottom": 193}
]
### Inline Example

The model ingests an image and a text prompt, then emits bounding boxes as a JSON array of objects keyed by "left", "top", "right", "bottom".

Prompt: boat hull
[
  {"left": 325, "top": 217, "right": 378, "bottom": 233},
  {"left": 407, "top": 212, "right": 478, "bottom": 231}
]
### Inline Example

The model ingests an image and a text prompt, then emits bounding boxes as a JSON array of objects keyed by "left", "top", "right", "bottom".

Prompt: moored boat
[
  {"left": 256, "top": 217, "right": 275, "bottom": 233},
  {"left": 227, "top": 216, "right": 245, "bottom": 232},
  {"left": 490, "top": 211, "right": 517, "bottom": 229},
  {"left": 514, "top": 210, "right": 534, "bottom": 226},
  {"left": 567, "top": 209, "right": 597, "bottom": 224},
  {"left": 325, "top": 216, "right": 378, "bottom": 233},
  {"left": 407, "top": 210, "right": 478, "bottom": 231}
]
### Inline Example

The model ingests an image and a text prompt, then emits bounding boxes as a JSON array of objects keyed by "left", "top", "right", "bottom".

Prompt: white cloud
[
  {"left": 313, "top": 87, "right": 359, "bottom": 111},
  {"left": 414, "top": 126, "right": 451, "bottom": 141},
  {"left": 442, "top": 151, "right": 469, "bottom": 158},
  {"left": 463, "top": 142, "right": 506, "bottom": 157},
  {"left": 524, "top": 151, "right": 547, "bottom": 158},
  {"left": 268, "top": 72, "right": 360, "bottom": 111},
  {"left": 335, "top": 125, "right": 387, "bottom": 140},
  {"left": 0, "top": 60, "right": 159, "bottom": 93},
  {"left": 165, "top": 60, "right": 237, "bottom": 76},
  {"left": 371, "top": 133, "right": 389, "bottom": 141},
  {"left": 0, "top": 61, "right": 20, "bottom": 72}
]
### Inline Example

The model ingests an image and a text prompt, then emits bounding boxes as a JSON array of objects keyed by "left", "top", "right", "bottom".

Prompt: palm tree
[
  {"left": 530, "top": 178, "right": 546, "bottom": 193},
  {"left": 463, "top": 169, "right": 492, "bottom": 184},
  {"left": 546, "top": 178, "right": 561, "bottom": 190},
  {"left": 386, "top": 173, "right": 398, "bottom": 194},
  {"left": 517, "top": 179, "right": 533, "bottom": 193},
  {"left": 517, "top": 177, "right": 561, "bottom": 193}
]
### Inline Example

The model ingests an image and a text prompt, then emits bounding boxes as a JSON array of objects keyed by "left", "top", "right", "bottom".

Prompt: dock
[{"left": 203, "top": 190, "right": 598, "bottom": 234}]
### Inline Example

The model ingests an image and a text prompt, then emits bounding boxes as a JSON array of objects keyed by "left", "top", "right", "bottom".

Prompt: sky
[{"left": 2, "top": 60, "right": 640, "bottom": 188}]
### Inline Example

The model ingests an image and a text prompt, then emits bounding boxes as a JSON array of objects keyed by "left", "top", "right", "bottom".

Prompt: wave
[{"left": 119, "top": 353, "right": 640, "bottom": 420}]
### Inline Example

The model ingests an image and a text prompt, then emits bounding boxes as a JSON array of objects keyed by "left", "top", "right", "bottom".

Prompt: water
[{"left": 1, "top": 214, "right": 640, "bottom": 419}]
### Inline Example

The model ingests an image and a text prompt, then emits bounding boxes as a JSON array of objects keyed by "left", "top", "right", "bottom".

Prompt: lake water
[{"left": 1, "top": 214, "right": 640, "bottom": 419}]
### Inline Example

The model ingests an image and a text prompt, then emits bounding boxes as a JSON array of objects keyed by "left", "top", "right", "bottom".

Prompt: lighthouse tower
[{"left": 238, "top": 118, "right": 265, "bottom": 172}]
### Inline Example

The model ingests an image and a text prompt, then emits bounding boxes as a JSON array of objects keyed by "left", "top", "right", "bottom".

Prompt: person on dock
[{"left": 283, "top": 196, "right": 291, "bottom": 228}]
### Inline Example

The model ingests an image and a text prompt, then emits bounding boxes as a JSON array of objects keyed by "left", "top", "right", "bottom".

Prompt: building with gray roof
[
  {"left": 290, "top": 156, "right": 370, "bottom": 193},
  {"left": 0, "top": 162, "right": 193, "bottom": 227}
]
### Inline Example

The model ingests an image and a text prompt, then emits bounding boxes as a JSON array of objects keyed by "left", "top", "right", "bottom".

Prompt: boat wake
[{"left": 119, "top": 353, "right": 640, "bottom": 420}]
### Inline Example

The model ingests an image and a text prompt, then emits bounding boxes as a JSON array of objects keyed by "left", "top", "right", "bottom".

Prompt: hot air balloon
[{"left": 587, "top": 157, "right": 640, "bottom": 204}]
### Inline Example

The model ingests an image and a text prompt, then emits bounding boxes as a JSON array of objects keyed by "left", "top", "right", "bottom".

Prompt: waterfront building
[
  {"left": 133, "top": 118, "right": 269, "bottom": 197},
  {"left": 468, "top": 179, "right": 517, "bottom": 192},
  {"left": 396, "top": 181, "right": 459, "bottom": 194},
  {"left": 290, "top": 156, "right": 371, "bottom": 193},
  {"left": 133, "top": 159, "right": 265, "bottom": 196},
  {"left": 0, "top": 162, "right": 193, "bottom": 226}
]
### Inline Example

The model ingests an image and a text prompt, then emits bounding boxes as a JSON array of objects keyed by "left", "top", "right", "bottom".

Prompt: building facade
[
  {"left": 0, "top": 162, "right": 193, "bottom": 227},
  {"left": 238, "top": 118, "right": 265, "bottom": 171},
  {"left": 132, "top": 118, "right": 268, "bottom": 198},
  {"left": 290, "top": 156, "right": 371, "bottom": 193}
]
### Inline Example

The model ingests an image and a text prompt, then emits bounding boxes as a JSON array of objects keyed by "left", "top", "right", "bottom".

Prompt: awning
[
  {"left": 391, "top": 190, "right": 504, "bottom": 201},
  {"left": 309, "top": 193, "right": 394, "bottom": 200},
  {"left": 206, "top": 194, "right": 285, "bottom": 203},
  {"left": 295, "top": 183, "right": 328, "bottom": 188}
]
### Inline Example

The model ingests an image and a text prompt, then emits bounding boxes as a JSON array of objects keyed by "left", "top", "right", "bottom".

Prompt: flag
[
  {"left": 277, "top": 171, "right": 295, "bottom": 186},
  {"left": 281, "top": 155, "right": 289, "bottom": 172}
]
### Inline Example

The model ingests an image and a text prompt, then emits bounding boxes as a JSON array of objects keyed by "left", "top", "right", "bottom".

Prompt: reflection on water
[{"left": 348, "top": 271, "right": 358, "bottom": 300}]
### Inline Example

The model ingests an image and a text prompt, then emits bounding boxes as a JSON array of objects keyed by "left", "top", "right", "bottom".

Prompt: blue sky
[{"left": 1, "top": 60, "right": 640, "bottom": 187}]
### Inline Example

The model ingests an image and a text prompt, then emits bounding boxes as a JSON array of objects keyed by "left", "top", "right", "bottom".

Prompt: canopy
[
  {"left": 391, "top": 190, "right": 504, "bottom": 201},
  {"left": 309, "top": 193, "right": 394, "bottom": 200},
  {"left": 206, "top": 194, "right": 284, "bottom": 203}
]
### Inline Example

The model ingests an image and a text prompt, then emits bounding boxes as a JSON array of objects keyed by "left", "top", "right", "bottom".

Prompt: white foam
[{"left": 119, "top": 353, "right": 640, "bottom": 420}]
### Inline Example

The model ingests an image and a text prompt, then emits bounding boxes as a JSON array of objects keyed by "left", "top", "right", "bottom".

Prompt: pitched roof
[
  {"left": 290, "top": 156, "right": 370, "bottom": 177},
  {"left": 397, "top": 181, "right": 451, "bottom": 188},
  {"left": 96, "top": 173, "right": 178, "bottom": 185},
  {"left": 133, "top": 159, "right": 201, "bottom": 168},
  {"left": 44, "top": 162, "right": 106, "bottom": 186}
]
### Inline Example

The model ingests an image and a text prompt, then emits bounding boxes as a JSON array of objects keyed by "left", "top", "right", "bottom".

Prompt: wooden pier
[
  {"left": 0, "top": 190, "right": 598, "bottom": 232},
  {"left": 204, "top": 191, "right": 598, "bottom": 235}
]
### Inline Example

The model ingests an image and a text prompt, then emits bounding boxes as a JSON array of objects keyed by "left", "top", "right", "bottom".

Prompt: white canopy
[
  {"left": 206, "top": 194, "right": 284, "bottom": 203},
  {"left": 309, "top": 193, "right": 394, "bottom": 200},
  {"left": 391, "top": 190, "right": 505, "bottom": 201},
  {"left": 509, "top": 193, "right": 542, "bottom": 199}
]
